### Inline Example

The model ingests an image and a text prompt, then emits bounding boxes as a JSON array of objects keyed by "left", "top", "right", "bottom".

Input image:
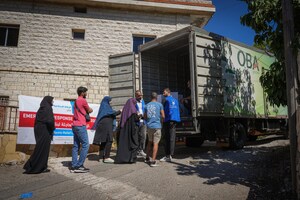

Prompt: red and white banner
[{"left": 17, "top": 95, "right": 99, "bottom": 144}]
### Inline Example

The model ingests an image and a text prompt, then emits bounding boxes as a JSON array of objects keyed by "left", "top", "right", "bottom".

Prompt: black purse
[{"left": 75, "top": 101, "right": 91, "bottom": 122}]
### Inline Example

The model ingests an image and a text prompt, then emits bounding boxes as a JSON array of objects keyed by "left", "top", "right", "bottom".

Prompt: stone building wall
[
  {"left": 0, "top": 0, "right": 191, "bottom": 104},
  {"left": 0, "top": 71, "right": 108, "bottom": 105}
]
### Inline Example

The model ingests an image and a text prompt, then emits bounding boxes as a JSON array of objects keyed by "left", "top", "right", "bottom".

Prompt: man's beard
[{"left": 83, "top": 95, "right": 87, "bottom": 98}]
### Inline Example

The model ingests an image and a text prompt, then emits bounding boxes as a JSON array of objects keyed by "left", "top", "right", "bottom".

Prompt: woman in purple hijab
[{"left": 115, "top": 98, "right": 140, "bottom": 163}]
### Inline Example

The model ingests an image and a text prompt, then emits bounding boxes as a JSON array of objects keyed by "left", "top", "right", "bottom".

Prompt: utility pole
[{"left": 282, "top": 0, "right": 298, "bottom": 196}]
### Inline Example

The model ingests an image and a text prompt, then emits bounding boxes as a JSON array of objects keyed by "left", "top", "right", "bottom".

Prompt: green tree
[{"left": 240, "top": 0, "right": 300, "bottom": 107}]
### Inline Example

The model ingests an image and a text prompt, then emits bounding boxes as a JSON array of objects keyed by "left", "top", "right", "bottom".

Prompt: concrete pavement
[{"left": 0, "top": 136, "right": 291, "bottom": 200}]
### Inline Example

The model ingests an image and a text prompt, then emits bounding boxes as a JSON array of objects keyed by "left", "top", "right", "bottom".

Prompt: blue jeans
[{"left": 72, "top": 126, "right": 90, "bottom": 168}]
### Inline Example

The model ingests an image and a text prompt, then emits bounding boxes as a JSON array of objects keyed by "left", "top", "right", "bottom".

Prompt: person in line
[
  {"left": 160, "top": 88, "right": 180, "bottom": 162},
  {"left": 180, "top": 80, "right": 191, "bottom": 116},
  {"left": 23, "top": 96, "right": 55, "bottom": 174},
  {"left": 144, "top": 92, "right": 165, "bottom": 167},
  {"left": 92, "top": 96, "right": 121, "bottom": 163},
  {"left": 115, "top": 98, "right": 140, "bottom": 164},
  {"left": 70, "top": 86, "right": 93, "bottom": 173},
  {"left": 135, "top": 90, "right": 147, "bottom": 157}
]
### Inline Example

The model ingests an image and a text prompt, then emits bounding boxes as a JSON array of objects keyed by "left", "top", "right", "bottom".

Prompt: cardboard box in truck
[{"left": 108, "top": 26, "right": 287, "bottom": 149}]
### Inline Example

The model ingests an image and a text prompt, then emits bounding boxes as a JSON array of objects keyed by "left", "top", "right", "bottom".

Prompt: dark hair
[
  {"left": 164, "top": 88, "right": 171, "bottom": 93},
  {"left": 151, "top": 92, "right": 158, "bottom": 99},
  {"left": 77, "top": 86, "right": 88, "bottom": 96}
]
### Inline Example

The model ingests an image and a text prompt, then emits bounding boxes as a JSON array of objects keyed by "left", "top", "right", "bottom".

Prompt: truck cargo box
[{"left": 109, "top": 26, "right": 287, "bottom": 148}]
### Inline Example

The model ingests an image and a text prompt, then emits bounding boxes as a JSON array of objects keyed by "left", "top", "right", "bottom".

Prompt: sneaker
[
  {"left": 70, "top": 167, "right": 77, "bottom": 173},
  {"left": 137, "top": 151, "right": 147, "bottom": 158},
  {"left": 150, "top": 160, "right": 159, "bottom": 167},
  {"left": 78, "top": 166, "right": 90, "bottom": 171},
  {"left": 72, "top": 166, "right": 89, "bottom": 173},
  {"left": 159, "top": 156, "right": 172, "bottom": 162},
  {"left": 103, "top": 158, "right": 114, "bottom": 163},
  {"left": 144, "top": 157, "right": 152, "bottom": 163}
]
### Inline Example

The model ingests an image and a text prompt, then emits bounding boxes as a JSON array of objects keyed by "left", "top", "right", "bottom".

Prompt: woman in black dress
[
  {"left": 23, "top": 96, "right": 55, "bottom": 174},
  {"left": 115, "top": 98, "right": 140, "bottom": 164},
  {"left": 92, "top": 96, "right": 121, "bottom": 163}
]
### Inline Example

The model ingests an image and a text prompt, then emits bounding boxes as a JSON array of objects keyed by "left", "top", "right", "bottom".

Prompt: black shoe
[
  {"left": 76, "top": 166, "right": 90, "bottom": 173},
  {"left": 70, "top": 167, "right": 77, "bottom": 173},
  {"left": 42, "top": 169, "right": 51, "bottom": 173},
  {"left": 70, "top": 165, "right": 89, "bottom": 173},
  {"left": 144, "top": 157, "right": 152, "bottom": 163}
]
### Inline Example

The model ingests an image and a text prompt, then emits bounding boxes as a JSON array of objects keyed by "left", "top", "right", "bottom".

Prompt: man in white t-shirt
[{"left": 135, "top": 90, "right": 147, "bottom": 157}]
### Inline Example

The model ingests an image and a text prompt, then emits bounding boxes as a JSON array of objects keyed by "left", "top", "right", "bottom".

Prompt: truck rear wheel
[
  {"left": 247, "top": 135, "right": 258, "bottom": 141},
  {"left": 229, "top": 122, "right": 246, "bottom": 149},
  {"left": 185, "top": 136, "right": 204, "bottom": 147}
]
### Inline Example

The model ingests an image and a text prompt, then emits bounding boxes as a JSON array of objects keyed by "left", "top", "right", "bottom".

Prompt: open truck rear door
[{"left": 108, "top": 52, "right": 136, "bottom": 110}]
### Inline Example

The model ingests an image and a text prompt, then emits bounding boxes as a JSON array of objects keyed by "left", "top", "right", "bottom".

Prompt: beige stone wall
[
  {"left": 0, "top": 134, "right": 26, "bottom": 164},
  {"left": 0, "top": 0, "right": 191, "bottom": 103},
  {"left": 0, "top": 71, "right": 108, "bottom": 105}
]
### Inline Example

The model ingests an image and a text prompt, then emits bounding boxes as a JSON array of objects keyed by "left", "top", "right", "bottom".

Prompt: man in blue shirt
[
  {"left": 144, "top": 92, "right": 165, "bottom": 167},
  {"left": 160, "top": 88, "right": 180, "bottom": 162}
]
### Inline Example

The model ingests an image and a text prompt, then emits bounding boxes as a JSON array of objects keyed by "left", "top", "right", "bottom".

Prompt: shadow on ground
[{"left": 172, "top": 137, "right": 294, "bottom": 199}]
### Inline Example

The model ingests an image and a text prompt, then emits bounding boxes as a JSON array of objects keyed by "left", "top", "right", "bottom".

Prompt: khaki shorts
[{"left": 147, "top": 128, "right": 162, "bottom": 144}]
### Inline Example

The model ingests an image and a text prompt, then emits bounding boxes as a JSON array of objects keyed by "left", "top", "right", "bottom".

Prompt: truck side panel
[
  {"left": 220, "top": 41, "right": 287, "bottom": 118},
  {"left": 194, "top": 29, "right": 287, "bottom": 118}
]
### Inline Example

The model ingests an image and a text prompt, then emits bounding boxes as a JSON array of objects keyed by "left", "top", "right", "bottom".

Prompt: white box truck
[{"left": 108, "top": 26, "right": 287, "bottom": 149}]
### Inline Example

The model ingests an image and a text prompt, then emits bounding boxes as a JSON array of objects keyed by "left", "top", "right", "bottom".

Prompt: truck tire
[
  {"left": 185, "top": 136, "right": 204, "bottom": 147},
  {"left": 247, "top": 135, "right": 258, "bottom": 141},
  {"left": 229, "top": 122, "right": 246, "bottom": 149}
]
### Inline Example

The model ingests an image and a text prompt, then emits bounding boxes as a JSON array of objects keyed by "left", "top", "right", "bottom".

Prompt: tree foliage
[{"left": 240, "top": 0, "right": 300, "bottom": 107}]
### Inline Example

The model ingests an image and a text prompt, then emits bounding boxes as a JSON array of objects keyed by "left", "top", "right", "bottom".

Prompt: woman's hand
[{"left": 138, "top": 113, "right": 143, "bottom": 119}]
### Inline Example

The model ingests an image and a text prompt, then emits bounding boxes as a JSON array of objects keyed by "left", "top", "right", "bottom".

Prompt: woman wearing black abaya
[
  {"left": 23, "top": 96, "right": 55, "bottom": 174},
  {"left": 92, "top": 96, "right": 121, "bottom": 163},
  {"left": 115, "top": 98, "right": 140, "bottom": 164}
]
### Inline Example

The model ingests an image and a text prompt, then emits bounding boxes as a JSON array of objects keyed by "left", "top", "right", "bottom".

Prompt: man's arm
[
  {"left": 181, "top": 95, "right": 191, "bottom": 103},
  {"left": 143, "top": 106, "right": 147, "bottom": 120},
  {"left": 87, "top": 107, "right": 93, "bottom": 113},
  {"left": 160, "top": 109, "right": 165, "bottom": 124},
  {"left": 184, "top": 96, "right": 191, "bottom": 100},
  {"left": 83, "top": 100, "right": 93, "bottom": 113},
  {"left": 164, "top": 100, "right": 169, "bottom": 115}
]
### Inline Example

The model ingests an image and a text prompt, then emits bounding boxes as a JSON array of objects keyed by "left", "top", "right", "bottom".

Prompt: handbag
[{"left": 75, "top": 101, "right": 91, "bottom": 122}]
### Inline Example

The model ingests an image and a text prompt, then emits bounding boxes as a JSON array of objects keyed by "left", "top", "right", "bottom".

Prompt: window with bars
[
  {"left": 132, "top": 35, "right": 155, "bottom": 53},
  {"left": 72, "top": 29, "right": 85, "bottom": 40},
  {"left": 0, "top": 96, "right": 9, "bottom": 106}
]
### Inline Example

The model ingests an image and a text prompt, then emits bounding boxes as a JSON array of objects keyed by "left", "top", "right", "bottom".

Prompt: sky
[{"left": 204, "top": 0, "right": 256, "bottom": 46}]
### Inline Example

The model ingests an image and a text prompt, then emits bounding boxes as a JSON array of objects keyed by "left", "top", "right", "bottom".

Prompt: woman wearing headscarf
[
  {"left": 92, "top": 96, "right": 121, "bottom": 163},
  {"left": 115, "top": 98, "right": 140, "bottom": 164},
  {"left": 23, "top": 96, "right": 55, "bottom": 174}
]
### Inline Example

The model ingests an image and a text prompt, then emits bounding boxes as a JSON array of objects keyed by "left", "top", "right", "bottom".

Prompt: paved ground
[{"left": 0, "top": 135, "right": 294, "bottom": 200}]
